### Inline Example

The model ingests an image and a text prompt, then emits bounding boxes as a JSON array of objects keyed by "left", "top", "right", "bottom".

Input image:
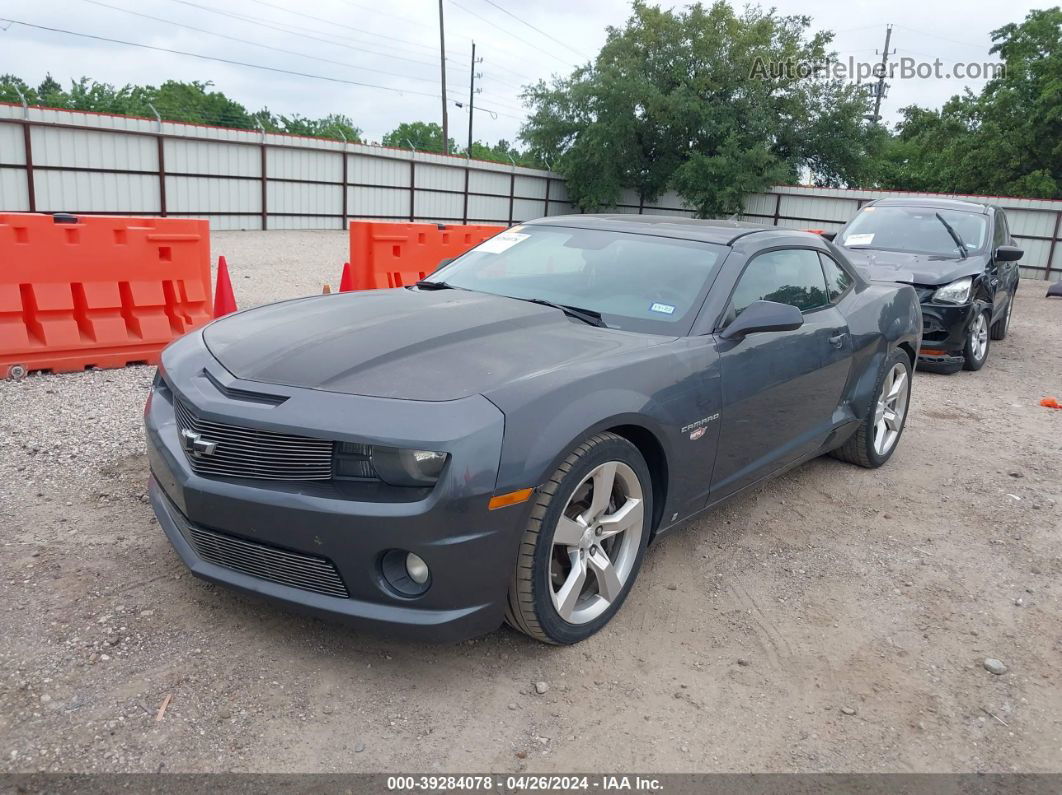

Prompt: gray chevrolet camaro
[{"left": 145, "top": 215, "right": 922, "bottom": 645}]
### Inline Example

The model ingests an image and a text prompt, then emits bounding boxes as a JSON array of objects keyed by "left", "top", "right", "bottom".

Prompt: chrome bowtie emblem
[{"left": 180, "top": 428, "right": 218, "bottom": 458}]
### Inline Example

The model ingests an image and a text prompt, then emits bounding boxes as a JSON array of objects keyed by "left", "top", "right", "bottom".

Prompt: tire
[
  {"left": 505, "top": 432, "right": 652, "bottom": 645},
  {"left": 963, "top": 309, "right": 991, "bottom": 370},
  {"left": 990, "top": 290, "right": 1015, "bottom": 341},
  {"left": 830, "top": 349, "right": 912, "bottom": 469}
]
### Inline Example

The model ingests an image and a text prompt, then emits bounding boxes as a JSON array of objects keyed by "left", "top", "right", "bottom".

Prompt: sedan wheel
[
  {"left": 963, "top": 311, "right": 991, "bottom": 371},
  {"left": 830, "top": 348, "right": 912, "bottom": 469},
  {"left": 549, "top": 461, "right": 644, "bottom": 624},
  {"left": 991, "top": 293, "right": 1015, "bottom": 340},
  {"left": 872, "top": 363, "right": 909, "bottom": 457},
  {"left": 505, "top": 432, "right": 652, "bottom": 644}
]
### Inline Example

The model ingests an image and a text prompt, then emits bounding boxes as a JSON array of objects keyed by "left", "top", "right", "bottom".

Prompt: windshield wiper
[
  {"left": 935, "top": 213, "right": 968, "bottom": 259},
  {"left": 520, "top": 297, "right": 608, "bottom": 328},
  {"left": 414, "top": 280, "right": 455, "bottom": 290}
]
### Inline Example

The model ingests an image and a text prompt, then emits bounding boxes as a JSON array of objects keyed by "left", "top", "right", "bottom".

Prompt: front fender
[{"left": 494, "top": 387, "right": 673, "bottom": 494}]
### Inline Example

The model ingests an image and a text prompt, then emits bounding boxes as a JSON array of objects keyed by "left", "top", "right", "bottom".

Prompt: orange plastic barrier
[
  {"left": 349, "top": 221, "right": 504, "bottom": 290},
  {"left": 0, "top": 213, "right": 212, "bottom": 378}
]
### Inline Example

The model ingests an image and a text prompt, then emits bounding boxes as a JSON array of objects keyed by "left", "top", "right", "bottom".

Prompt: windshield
[
  {"left": 427, "top": 225, "right": 725, "bottom": 335},
  {"left": 840, "top": 206, "right": 988, "bottom": 257}
]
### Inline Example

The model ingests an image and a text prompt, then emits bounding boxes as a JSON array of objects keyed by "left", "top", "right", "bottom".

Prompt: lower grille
[
  {"left": 182, "top": 522, "right": 350, "bottom": 598},
  {"left": 174, "top": 398, "right": 334, "bottom": 481}
]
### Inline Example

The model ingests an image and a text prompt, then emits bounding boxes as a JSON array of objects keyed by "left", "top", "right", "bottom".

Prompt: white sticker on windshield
[
  {"left": 845, "top": 233, "right": 875, "bottom": 246},
  {"left": 649, "top": 302, "right": 676, "bottom": 315},
  {"left": 476, "top": 231, "right": 529, "bottom": 254}
]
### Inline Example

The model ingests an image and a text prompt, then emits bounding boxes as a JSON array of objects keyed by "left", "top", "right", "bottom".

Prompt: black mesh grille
[
  {"left": 181, "top": 521, "right": 349, "bottom": 598},
  {"left": 174, "top": 399, "right": 334, "bottom": 481}
]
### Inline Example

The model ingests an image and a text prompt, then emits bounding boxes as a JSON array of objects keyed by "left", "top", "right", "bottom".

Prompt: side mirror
[
  {"left": 820, "top": 231, "right": 837, "bottom": 242},
  {"left": 995, "top": 246, "right": 1023, "bottom": 262},
  {"left": 720, "top": 300, "right": 804, "bottom": 341}
]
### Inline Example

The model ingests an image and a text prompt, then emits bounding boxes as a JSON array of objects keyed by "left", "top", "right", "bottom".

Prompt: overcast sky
[{"left": 0, "top": 0, "right": 1049, "bottom": 146}]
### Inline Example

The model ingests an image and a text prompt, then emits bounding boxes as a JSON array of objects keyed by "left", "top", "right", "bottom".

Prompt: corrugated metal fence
[
  {"left": 1, "top": 103, "right": 1059, "bottom": 280},
  {"left": 0, "top": 103, "right": 688, "bottom": 231}
]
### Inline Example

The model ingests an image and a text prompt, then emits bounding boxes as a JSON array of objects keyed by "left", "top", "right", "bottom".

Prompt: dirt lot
[{"left": 1, "top": 230, "right": 1061, "bottom": 774}]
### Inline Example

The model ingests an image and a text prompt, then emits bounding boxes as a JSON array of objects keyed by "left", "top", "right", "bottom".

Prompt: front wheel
[
  {"left": 990, "top": 291, "right": 1015, "bottom": 340},
  {"left": 505, "top": 432, "right": 652, "bottom": 645},
  {"left": 963, "top": 310, "right": 991, "bottom": 370},
  {"left": 830, "top": 349, "right": 912, "bottom": 469}
]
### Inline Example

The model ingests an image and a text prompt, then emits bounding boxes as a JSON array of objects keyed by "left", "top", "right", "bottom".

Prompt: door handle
[{"left": 828, "top": 333, "right": 847, "bottom": 349}]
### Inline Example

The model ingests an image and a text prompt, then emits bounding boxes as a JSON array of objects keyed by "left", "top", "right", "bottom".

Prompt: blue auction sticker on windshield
[{"left": 649, "top": 302, "right": 676, "bottom": 315}]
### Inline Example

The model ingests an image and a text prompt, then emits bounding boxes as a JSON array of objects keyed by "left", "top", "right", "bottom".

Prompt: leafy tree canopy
[
  {"left": 381, "top": 121, "right": 541, "bottom": 166},
  {"left": 879, "top": 7, "right": 1062, "bottom": 198},
  {"left": 381, "top": 121, "right": 455, "bottom": 154},
  {"left": 518, "top": 0, "right": 877, "bottom": 217},
  {"left": 0, "top": 75, "right": 362, "bottom": 142}
]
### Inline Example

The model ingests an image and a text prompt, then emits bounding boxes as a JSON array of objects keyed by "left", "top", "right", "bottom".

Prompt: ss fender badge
[{"left": 683, "top": 413, "right": 719, "bottom": 440}]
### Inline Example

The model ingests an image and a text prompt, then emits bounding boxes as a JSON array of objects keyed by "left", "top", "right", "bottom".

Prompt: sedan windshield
[
  {"left": 425, "top": 225, "right": 724, "bottom": 335},
  {"left": 840, "top": 206, "right": 988, "bottom": 257}
]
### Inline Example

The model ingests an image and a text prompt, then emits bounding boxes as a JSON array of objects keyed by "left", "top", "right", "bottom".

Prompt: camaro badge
[
  {"left": 682, "top": 414, "right": 719, "bottom": 439},
  {"left": 180, "top": 428, "right": 218, "bottom": 458}
]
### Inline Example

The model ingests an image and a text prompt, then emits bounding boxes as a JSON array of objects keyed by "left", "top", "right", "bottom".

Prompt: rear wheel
[
  {"left": 990, "top": 291, "right": 1015, "bottom": 340},
  {"left": 963, "top": 310, "right": 991, "bottom": 370},
  {"left": 505, "top": 433, "right": 652, "bottom": 645},
  {"left": 831, "top": 349, "right": 912, "bottom": 469}
]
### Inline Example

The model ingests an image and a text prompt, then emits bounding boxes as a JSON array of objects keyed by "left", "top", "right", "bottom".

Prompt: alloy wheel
[
  {"left": 549, "top": 461, "right": 645, "bottom": 624},
  {"left": 969, "top": 312, "right": 989, "bottom": 362},
  {"left": 872, "top": 363, "right": 909, "bottom": 457}
]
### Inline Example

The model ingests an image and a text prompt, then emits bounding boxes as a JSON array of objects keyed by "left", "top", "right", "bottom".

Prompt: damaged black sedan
[
  {"left": 145, "top": 216, "right": 921, "bottom": 644},
  {"left": 835, "top": 198, "right": 1022, "bottom": 373}
]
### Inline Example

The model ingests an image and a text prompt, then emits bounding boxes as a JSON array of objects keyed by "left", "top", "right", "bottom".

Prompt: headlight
[
  {"left": 372, "top": 448, "right": 448, "bottom": 487},
  {"left": 933, "top": 276, "right": 973, "bottom": 304},
  {"left": 335, "top": 442, "right": 448, "bottom": 487}
]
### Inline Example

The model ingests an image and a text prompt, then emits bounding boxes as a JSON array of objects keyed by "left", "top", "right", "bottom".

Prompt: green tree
[
  {"left": 0, "top": 75, "right": 362, "bottom": 141},
  {"left": 382, "top": 121, "right": 456, "bottom": 154},
  {"left": 519, "top": 1, "right": 876, "bottom": 216},
  {"left": 465, "top": 137, "right": 542, "bottom": 166},
  {"left": 277, "top": 113, "right": 362, "bottom": 141},
  {"left": 879, "top": 7, "right": 1062, "bottom": 198}
]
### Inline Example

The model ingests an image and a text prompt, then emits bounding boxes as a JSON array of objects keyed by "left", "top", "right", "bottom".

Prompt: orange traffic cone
[
  {"left": 339, "top": 261, "right": 355, "bottom": 292},
  {"left": 213, "top": 256, "right": 238, "bottom": 318}
]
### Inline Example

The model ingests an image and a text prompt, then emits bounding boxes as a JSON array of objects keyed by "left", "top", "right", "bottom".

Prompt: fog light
[
  {"left": 406, "top": 553, "right": 429, "bottom": 585},
  {"left": 380, "top": 549, "right": 431, "bottom": 596}
]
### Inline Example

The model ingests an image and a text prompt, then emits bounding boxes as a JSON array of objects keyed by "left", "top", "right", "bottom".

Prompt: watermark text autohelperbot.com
[{"left": 750, "top": 56, "right": 1005, "bottom": 82}]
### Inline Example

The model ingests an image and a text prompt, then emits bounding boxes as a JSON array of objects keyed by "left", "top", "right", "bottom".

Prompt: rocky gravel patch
[{"left": 1, "top": 233, "right": 1060, "bottom": 774}]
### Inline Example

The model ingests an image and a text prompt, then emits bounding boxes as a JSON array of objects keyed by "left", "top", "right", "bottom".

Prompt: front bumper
[
  {"left": 144, "top": 332, "right": 525, "bottom": 642},
  {"left": 917, "top": 301, "right": 980, "bottom": 368}
]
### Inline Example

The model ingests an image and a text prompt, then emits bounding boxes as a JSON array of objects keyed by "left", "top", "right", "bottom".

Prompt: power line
[
  {"left": 0, "top": 17, "right": 525, "bottom": 119},
  {"left": 78, "top": 0, "right": 444, "bottom": 86},
  {"left": 243, "top": 0, "right": 442, "bottom": 58},
  {"left": 338, "top": 0, "right": 439, "bottom": 33},
  {"left": 892, "top": 24, "right": 992, "bottom": 52},
  {"left": 161, "top": 0, "right": 442, "bottom": 69},
  {"left": 163, "top": 0, "right": 533, "bottom": 95},
  {"left": 445, "top": 0, "right": 577, "bottom": 69},
  {"left": 478, "top": 0, "right": 588, "bottom": 60}
]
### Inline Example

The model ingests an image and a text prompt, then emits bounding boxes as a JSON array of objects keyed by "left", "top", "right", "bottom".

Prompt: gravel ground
[{"left": 1, "top": 230, "right": 1061, "bottom": 774}]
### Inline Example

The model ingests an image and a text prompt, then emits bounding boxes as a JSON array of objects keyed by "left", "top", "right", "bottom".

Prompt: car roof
[
  {"left": 523, "top": 214, "right": 780, "bottom": 245},
  {"left": 866, "top": 197, "right": 991, "bottom": 214}
]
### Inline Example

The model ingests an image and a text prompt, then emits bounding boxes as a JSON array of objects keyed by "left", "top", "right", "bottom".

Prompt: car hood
[
  {"left": 841, "top": 249, "right": 986, "bottom": 286},
  {"left": 202, "top": 288, "right": 671, "bottom": 401}
]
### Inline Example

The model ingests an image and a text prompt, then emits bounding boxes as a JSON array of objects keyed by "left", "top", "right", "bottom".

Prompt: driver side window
[{"left": 731, "top": 249, "right": 830, "bottom": 316}]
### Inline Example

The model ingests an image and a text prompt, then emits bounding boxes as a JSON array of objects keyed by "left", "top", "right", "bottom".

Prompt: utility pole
[
  {"left": 467, "top": 41, "right": 482, "bottom": 155},
  {"left": 438, "top": 0, "right": 449, "bottom": 153},
  {"left": 869, "top": 24, "right": 893, "bottom": 124}
]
